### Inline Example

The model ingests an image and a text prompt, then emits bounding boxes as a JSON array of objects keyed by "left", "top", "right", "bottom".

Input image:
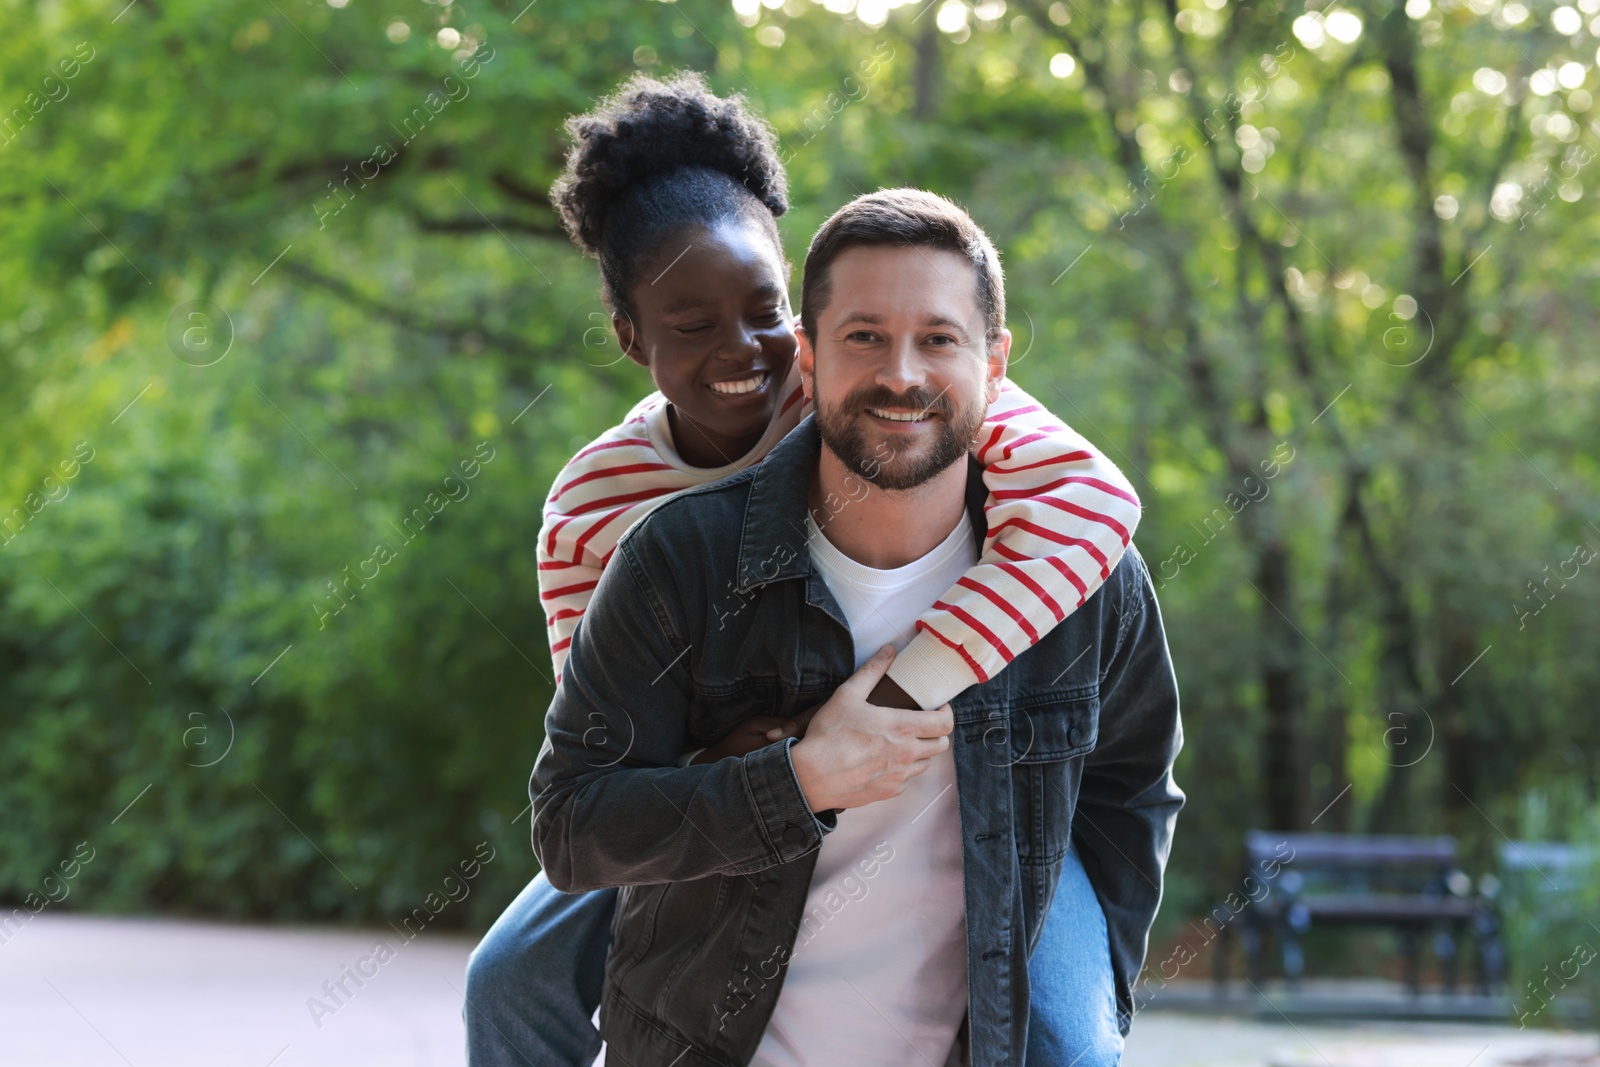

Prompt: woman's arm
[
  {"left": 531, "top": 533, "right": 832, "bottom": 892},
  {"left": 537, "top": 394, "right": 685, "bottom": 683},
  {"left": 884, "top": 378, "right": 1142, "bottom": 709},
  {"left": 537, "top": 387, "right": 806, "bottom": 764},
  {"left": 537, "top": 379, "right": 808, "bottom": 684},
  {"left": 539, "top": 372, "right": 1140, "bottom": 736}
]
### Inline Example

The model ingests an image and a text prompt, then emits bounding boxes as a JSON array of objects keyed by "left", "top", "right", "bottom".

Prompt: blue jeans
[
  {"left": 1025, "top": 842, "right": 1125, "bottom": 1067},
  {"left": 464, "top": 843, "right": 1121, "bottom": 1066}
]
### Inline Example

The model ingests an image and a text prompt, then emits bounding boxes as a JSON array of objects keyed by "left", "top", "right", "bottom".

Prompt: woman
[{"left": 466, "top": 71, "right": 1132, "bottom": 1067}]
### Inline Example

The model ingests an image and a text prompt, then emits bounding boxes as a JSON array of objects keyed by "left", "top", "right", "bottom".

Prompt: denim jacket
[{"left": 531, "top": 415, "right": 1184, "bottom": 1067}]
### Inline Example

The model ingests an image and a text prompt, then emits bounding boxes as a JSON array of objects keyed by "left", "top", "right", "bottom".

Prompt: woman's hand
[{"left": 687, "top": 704, "right": 825, "bottom": 765}]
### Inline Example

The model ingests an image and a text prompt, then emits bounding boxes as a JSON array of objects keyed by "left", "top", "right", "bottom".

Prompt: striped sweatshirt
[{"left": 536, "top": 366, "right": 1141, "bottom": 711}]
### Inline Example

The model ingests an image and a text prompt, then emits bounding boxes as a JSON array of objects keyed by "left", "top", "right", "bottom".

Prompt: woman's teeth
[
  {"left": 709, "top": 373, "right": 768, "bottom": 396},
  {"left": 870, "top": 408, "right": 931, "bottom": 422}
]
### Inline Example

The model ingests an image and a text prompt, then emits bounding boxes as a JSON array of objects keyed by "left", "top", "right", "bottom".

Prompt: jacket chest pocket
[
  {"left": 683, "top": 678, "right": 834, "bottom": 747},
  {"left": 1007, "top": 690, "right": 1099, "bottom": 869},
  {"left": 688, "top": 590, "right": 850, "bottom": 744}
]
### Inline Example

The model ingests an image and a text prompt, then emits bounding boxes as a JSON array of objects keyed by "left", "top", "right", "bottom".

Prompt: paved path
[
  {"left": 1125, "top": 1014, "right": 1598, "bottom": 1067},
  {"left": 2, "top": 914, "right": 475, "bottom": 1067},
  {"left": 3, "top": 914, "right": 1595, "bottom": 1066}
]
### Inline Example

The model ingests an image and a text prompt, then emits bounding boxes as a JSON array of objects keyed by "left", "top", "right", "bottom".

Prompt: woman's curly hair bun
[{"left": 552, "top": 71, "right": 789, "bottom": 257}]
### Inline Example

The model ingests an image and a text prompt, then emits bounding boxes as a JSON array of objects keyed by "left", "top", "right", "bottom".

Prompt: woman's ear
[
  {"left": 795, "top": 326, "right": 816, "bottom": 402},
  {"left": 613, "top": 311, "right": 648, "bottom": 369}
]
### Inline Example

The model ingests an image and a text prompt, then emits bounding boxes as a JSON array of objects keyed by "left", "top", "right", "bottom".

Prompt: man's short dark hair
[{"left": 799, "top": 188, "right": 1006, "bottom": 344}]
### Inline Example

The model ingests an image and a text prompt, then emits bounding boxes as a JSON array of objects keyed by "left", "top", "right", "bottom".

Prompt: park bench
[
  {"left": 1212, "top": 830, "right": 1502, "bottom": 995},
  {"left": 1498, "top": 839, "right": 1593, "bottom": 900}
]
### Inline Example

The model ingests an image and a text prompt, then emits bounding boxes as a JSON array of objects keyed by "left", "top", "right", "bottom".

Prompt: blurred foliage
[
  {"left": 1, "top": 0, "right": 1597, "bottom": 963},
  {"left": 1500, "top": 788, "right": 1600, "bottom": 1026}
]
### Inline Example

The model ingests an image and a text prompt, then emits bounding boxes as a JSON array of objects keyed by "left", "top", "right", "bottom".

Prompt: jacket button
[
  {"left": 783, "top": 826, "right": 807, "bottom": 846},
  {"left": 757, "top": 881, "right": 782, "bottom": 900},
  {"left": 1069, "top": 725, "right": 1083, "bottom": 746}
]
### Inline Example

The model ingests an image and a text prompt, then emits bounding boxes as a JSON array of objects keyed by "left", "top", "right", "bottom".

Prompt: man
[{"left": 531, "top": 188, "right": 1183, "bottom": 1067}]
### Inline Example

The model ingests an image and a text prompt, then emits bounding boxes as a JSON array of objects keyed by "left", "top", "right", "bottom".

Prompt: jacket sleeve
[
  {"left": 886, "top": 377, "right": 1143, "bottom": 709},
  {"left": 530, "top": 534, "right": 834, "bottom": 893},
  {"left": 1069, "top": 547, "right": 1184, "bottom": 1034}
]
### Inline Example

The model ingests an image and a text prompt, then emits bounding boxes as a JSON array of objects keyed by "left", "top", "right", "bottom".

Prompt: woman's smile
[{"left": 708, "top": 370, "right": 772, "bottom": 398}]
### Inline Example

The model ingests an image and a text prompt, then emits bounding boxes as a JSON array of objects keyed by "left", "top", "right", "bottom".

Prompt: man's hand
[{"left": 790, "top": 645, "right": 955, "bottom": 813}]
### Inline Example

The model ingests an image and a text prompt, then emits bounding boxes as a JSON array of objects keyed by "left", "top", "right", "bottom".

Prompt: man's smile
[{"left": 867, "top": 407, "right": 935, "bottom": 423}]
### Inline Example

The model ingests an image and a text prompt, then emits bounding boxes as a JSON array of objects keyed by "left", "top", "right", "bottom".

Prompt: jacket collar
[{"left": 735, "top": 414, "right": 987, "bottom": 594}]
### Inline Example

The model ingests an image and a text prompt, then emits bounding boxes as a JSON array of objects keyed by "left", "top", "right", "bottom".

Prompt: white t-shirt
[
  {"left": 592, "top": 510, "right": 977, "bottom": 1067},
  {"left": 750, "top": 510, "right": 976, "bottom": 1067}
]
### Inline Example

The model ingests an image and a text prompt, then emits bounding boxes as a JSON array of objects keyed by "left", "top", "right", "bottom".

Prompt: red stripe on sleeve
[
  {"left": 571, "top": 506, "right": 639, "bottom": 565},
  {"left": 570, "top": 436, "right": 652, "bottom": 464},
  {"left": 930, "top": 598, "right": 1017, "bottom": 669},
  {"left": 544, "top": 514, "right": 577, "bottom": 557},
  {"left": 955, "top": 575, "right": 1040, "bottom": 644},
  {"left": 981, "top": 451, "right": 1095, "bottom": 475},
  {"left": 986, "top": 428, "right": 1069, "bottom": 461},
  {"left": 1039, "top": 498, "right": 1132, "bottom": 545},
  {"left": 544, "top": 487, "right": 677, "bottom": 556},
  {"left": 985, "top": 497, "right": 1129, "bottom": 550},
  {"left": 988, "top": 517, "right": 1112, "bottom": 571},
  {"left": 994, "top": 541, "right": 1092, "bottom": 603},
  {"left": 913, "top": 618, "right": 991, "bottom": 684},
  {"left": 988, "top": 474, "right": 1142, "bottom": 508},
  {"left": 995, "top": 561, "right": 1066, "bottom": 623},
  {"left": 985, "top": 402, "right": 1045, "bottom": 423},
  {"left": 541, "top": 580, "right": 599, "bottom": 601},
  {"left": 977, "top": 425, "right": 1006, "bottom": 461},
  {"left": 554, "top": 461, "right": 677, "bottom": 503},
  {"left": 564, "top": 485, "right": 680, "bottom": 518}
]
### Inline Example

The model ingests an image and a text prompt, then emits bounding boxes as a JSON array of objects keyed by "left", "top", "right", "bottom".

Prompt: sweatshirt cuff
[{"left": 888, "top": 632, "right": 982, "bottom": 710}]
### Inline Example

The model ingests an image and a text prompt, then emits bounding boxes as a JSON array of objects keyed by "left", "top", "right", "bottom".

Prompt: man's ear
[
  {"left": 795, "top": 325, "right": 816, "bottom": 402},
  {"left": 985, "top": 327, "right": 1012, "bottom": 405},
  {"left": 613, "top": 312, "right": 648, "bottom": 369}
]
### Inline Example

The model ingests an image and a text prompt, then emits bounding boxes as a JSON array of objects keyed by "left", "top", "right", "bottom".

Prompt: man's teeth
[
  {"left": 709, "top": 373, "right": 767, "bottom": 395},
  {"left": 870, "top": 408, "right": 931, "bottom": 422}
]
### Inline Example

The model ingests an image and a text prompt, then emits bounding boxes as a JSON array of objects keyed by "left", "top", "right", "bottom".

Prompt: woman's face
[{"left": 616, "top": 218, "right": 797, "bottom": 468}]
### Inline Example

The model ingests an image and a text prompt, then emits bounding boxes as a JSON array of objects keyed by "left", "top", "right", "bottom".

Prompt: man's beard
[{"left": 814, "top": 383, "right": 985, "bottom": 491}]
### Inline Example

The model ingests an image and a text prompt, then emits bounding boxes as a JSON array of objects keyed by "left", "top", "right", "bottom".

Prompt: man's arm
[
  {"left": 530, "top": 535, "right": 834, "bottom": 893},
  {"left": 1069, "top": 547, "right": 1184, "bottom": 1033}
]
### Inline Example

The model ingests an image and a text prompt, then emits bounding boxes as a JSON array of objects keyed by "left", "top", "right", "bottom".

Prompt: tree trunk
[
  {"left": 1315, "top": 489, "right": 1360, "bottom": 832},
  {"left": 1258, "top": 538, "right": 1304, "bottom": 829}
]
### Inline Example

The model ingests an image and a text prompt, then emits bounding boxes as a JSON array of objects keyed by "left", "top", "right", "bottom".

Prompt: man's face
[{"left": 798, "top": 244, "right": 1009, "bottom": 490}]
